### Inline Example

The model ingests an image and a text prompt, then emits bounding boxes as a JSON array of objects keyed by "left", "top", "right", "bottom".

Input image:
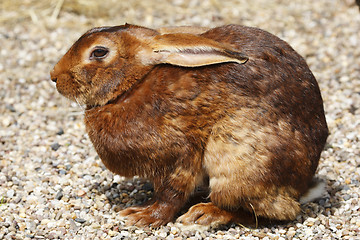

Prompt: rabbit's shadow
[
  {"left": 90, "top": 177, "right": 154, "bottom": 211},
  {"left": 91, "top": 177, "right": 210, "bottom": 215},
  {"left": 91, "top": 175, "right": 342, "bottom": 229}
]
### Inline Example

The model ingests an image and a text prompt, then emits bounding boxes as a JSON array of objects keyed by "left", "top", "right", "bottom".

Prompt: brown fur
[{"left": 50, "top": 24, "right": 328, "bottom": 227}]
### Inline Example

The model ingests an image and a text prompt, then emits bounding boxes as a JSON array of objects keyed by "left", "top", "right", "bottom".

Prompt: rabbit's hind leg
[
  {"left": 176, "top": 202, "right": 251, "bottom": 227},
  {"left": 179, "top": 114, "right": 302, "bottom": 227}
]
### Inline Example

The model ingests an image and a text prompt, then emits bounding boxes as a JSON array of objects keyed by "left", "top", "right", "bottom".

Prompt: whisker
[{"left": 74, "top": 96, "right": 85, "bottom": 111}]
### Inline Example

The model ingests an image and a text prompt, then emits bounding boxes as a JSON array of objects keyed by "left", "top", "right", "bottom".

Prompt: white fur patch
[{"left": 299, "top": 180, "right": 326, "bottom": 204}]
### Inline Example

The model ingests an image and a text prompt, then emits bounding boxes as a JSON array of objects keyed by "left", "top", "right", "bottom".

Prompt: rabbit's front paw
[{"left": 119, "top": 200, "right": 176, "bottom": 227}]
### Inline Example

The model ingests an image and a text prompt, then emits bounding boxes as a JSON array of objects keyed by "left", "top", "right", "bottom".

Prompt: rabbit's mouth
[{"left": 85, "top": 104, "right": 97, "bottom": 110}]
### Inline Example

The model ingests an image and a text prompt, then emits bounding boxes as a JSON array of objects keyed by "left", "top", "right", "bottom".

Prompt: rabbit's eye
[{"left": 90, "top": 47, "right": 109, "bottom": 60}]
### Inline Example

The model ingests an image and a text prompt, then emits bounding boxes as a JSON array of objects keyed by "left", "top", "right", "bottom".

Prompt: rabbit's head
[{"left": 50, "top": 24, "right": 248, "bottom": 108}]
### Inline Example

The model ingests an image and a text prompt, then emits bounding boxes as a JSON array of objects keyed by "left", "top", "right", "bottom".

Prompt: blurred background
[{"left": 2, "top": 0, "right": 358, "bottom": 34}]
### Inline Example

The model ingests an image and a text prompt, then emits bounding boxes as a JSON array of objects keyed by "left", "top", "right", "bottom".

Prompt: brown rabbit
[{"left": 50, "top": 24, "right": 328, "bottom": 228}]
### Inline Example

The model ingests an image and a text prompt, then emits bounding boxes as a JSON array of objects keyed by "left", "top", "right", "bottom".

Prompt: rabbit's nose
[{"left": 50, "top": 68, "right": 58, "bottom": 83}]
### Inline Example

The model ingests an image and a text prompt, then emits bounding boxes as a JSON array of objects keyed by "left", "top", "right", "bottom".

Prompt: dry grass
[
  {"left": 2, "top": 0, "right": 287, "bottom": 29},
  {"left": 1, "top": 0, "right": 215, "bottom": 28},
  {"left": 0, "top": 0, "right": 199, "bottom": 22},
  {"left": 1, "top": 0, "right": 57, "bottom": 24},
  {"left": 2, "top": 0, "right": 358, "bottom": 27},
  {"left": 0, "top": 0, "right": 123, "bottom": 24}
]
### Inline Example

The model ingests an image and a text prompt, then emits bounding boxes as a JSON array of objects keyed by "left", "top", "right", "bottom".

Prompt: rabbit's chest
[{"left": 83, "top": 105, "right": 188, "bottom": 177}]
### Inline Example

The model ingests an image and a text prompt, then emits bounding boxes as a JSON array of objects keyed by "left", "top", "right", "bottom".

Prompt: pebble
[
  {"left": 57, "top": 128, "right": 64, "bottom": 135},
  {"left": 142, "top": 182, "right": 154, "bottom": 191},
  {"left": 50, "top": 143, "right": 61, "bottom": 151},
  {"left": 5, "top": 104, "right": 16, "bottom": 112},
  {"left": 343, "top": 195, "right": 351, "bottom": 201},
  {"left": 1, "top": 0, "right": 360, "bottom": 239},
  {"left": 113, "top": 175, "right": 122, "bottom": 183},
  {"left": 120, "top": 231, "right": 130, "bottom": 237},
  {"left": 55, "top": 190, "right": 63, "bottom": 200},
  {"left": 6, "top": 189, "right": 15, "bottom": 198},
  {"left": 77, "top": 190, "right": 86, "bottom": 197},
  {"left": 171, "top": 226, "right": 179, "bottom": 235}
]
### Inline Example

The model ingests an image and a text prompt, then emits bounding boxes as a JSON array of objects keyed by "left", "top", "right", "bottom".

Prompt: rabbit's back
[{"left": 201, "top": 25, "right": 328, "bottom": 149}]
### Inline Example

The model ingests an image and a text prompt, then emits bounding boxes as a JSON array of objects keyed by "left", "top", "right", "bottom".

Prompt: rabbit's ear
[{"left": 137, "top": 33, "right": 248, "bottom": 67}]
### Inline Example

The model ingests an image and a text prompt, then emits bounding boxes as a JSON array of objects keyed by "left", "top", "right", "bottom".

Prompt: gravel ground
[{"left": 1, "top": 0, "right": 360, "bottom": 239}]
